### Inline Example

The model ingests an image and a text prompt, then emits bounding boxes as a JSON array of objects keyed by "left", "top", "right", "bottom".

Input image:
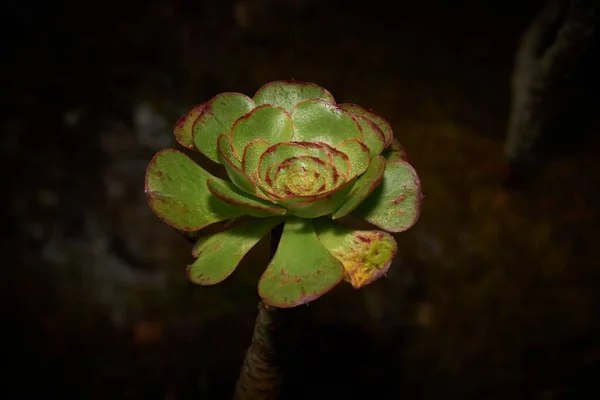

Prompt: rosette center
[{"left": 272, "top": 156, "right": 331, "bottom": 196}]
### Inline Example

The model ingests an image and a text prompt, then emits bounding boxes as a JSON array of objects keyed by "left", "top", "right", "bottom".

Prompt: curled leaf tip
[
  {"left": 174, "top": 103, "right": 206, "bottom": 150},
  {"left": 314, "top": 218, "right": 397, "bottom": 289}
]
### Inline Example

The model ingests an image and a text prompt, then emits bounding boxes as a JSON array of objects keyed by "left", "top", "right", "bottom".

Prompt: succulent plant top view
[{"left": 145, "top": 80, "right": 422, "bottom": 307}]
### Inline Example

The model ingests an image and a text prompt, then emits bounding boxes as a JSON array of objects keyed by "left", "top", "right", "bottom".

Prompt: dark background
[{"left": 3, "top": 0, "right": 600, "bottom": 398}]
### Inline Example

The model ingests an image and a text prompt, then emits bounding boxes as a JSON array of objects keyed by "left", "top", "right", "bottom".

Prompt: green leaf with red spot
[
  {"left": 314, "top": 218, "right": 397, "bottom": 289},
  {"left": 292, "top": 99, "right": 362, "bottom": 146},
  {"left": 253, "top": 80, "right": 336, "bottom": 113},
  {"left": 354, "top": 157, "right": 422, "bottom": 233},
  {"left": 206, "top": 178, "right": 288, "bottom": 217},
  {"left": 258, "top": 218, "right": 344, "bottom": 307},
  {"left": 187, "top": 217, "right": 284, "bottom": 285},
  {"left": 193, "top": 93, "right": 255, "bottom": 163},
  {"left": 355, "top": 115, "right": 386, "bottom": 159},
  {"left": 174, "top": 103, "right": 205, "bottom": 150},
  {"left": 217, "top": 134, "right": 255, "bottom": 194},
  {"left": 332, "top": 155, "right": 386, "bottom": 219},
  {"left": 230, "top": 105, "right": 293, "bottom": 155},
  {"left": 339, "top": 103, "right": 393, "bottom": 147},
  {"left": 145, "top": 149, "right": 245, "bottom": 231}
]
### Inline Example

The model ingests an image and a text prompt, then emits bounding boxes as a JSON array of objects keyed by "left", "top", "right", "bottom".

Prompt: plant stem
[{"left": 232, "top": 223, "right": 307, "bottom": 400}]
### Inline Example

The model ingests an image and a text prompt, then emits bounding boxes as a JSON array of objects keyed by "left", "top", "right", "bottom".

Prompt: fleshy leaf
[
  {"left": 230, "top": 105, "right": 293, "bottom": 155},
  {"left": 334, "top": 138, "right": 370, "bottom": 179},
  {"left": 266, "top": 148, "right": 349, "bottom": 196},
  {"left": 206, "top": 179, "right": 288, "bottom": 216},
  {"left": 292, "top": 99, "right": 362, "bottom": 146},
  {"left": 268, "top": 156, "right": 335, "bottom": 198},
  {"left": 285, "top": 174, "right": 355, "bottom": 215},
  {"left": 217, "top": 134, "right": 255, "bottom": 194},
  {"left": 258, "top": 218, "right": 344, "bottom": 307},
  {"left": 287, "top": 196, "right": 334, "bottom": 218},
  {"left": 339, "top": 103, "right": 393, "bottom": 147},
  {"left": 332, "top": 155, "right": 386, "bottom": 219},
  {"left": 242, "top": 139, "right": 271, "bottom": 183},
  {"left": 193, "top": 93, "right": 255, "bottom": 163},
  {"left": 383, "top": 138, "right": 409, "bottom": 162},
  {"left": 356, "top": 115, "right": 386, "bottom": 159},
  {"left": 174, "top": 103, "right": 206, "bottom": 150},
  {"left": 253, "top": 80, "right": 336, "bottom": 113},
  {"left": 322, "top": 144, "right": 351, "bottom": 179},
  {"left": 145, "top": 149, "right": 245, "bottom": 231},
  {"left": 314, "top": 218, "right": 397, "bottom": 289},
  {"left": 187, "top": 217, "right": 284, "bottom": 285},
  {"left": 354, "top": 157, "right": 422, "bottom": 232}
]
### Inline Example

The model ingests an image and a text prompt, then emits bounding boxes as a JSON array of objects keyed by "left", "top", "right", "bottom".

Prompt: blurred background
[{"left": 3, "top": 0, "right": 600, "bottom": 398}]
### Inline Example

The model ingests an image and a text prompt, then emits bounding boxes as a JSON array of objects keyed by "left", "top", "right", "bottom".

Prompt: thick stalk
[{"left": 232, "top": 223, "right": 308, "bottom": 400}]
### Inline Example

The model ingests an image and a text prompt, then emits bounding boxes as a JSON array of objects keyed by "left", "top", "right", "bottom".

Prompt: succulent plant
[{"left": 145, "top": 80, "right": 422, "bottom": 307}]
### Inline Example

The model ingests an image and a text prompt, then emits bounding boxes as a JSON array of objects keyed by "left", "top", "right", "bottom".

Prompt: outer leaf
[
  {"left": 174, "top": 103, "right": 206, "bottom": 150},
  {"left": 334, "top": 138, "right": 370, "bottom": 179},
  {"left": 314, "top": 218, "right": 397, "bottom": 289},
  {"left": 356, "top": 115, "right": 385, "bottom": 159},
  {"left": 258, "top": 218, "right": 344, "bottom": 307},
  {"left": 187, "top": 217, "right": 284, "bottom": 285},
  {"left": 230, "top": 105, "right": 293, "bottom": 155},
  {"left": 145, "top": 149, "right": 245, "bottom": 231},
  {"left": 193, "top": 93, "right": 255, "bottom": 163},
  {"left": 292, "top": 99, "right": 362, "bottom": 146},
  {"left": 217, "top": 134, "right": 255, "bottom": 194},
  {"left": 206, "top": 179, "right": 288, "bottom": 216},
  {"left": 339, "top": 103, "right": 393, "bottom": 147},
  {"left": 332, "top": 155, "right": 386, "bottom": 219},
  {"left": 383, "top": 138, "right": 409, "bottom": 162},
  {"left": 253, "top": 80, "right": 336, "bottom": 113},
  {"left": 354, "top": 157, "right": 422, "bottom": 232}
]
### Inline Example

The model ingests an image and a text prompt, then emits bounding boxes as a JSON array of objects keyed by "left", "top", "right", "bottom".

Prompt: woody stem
[{"left": 232, "top": 223, "right": 308, "bottom": 400}]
